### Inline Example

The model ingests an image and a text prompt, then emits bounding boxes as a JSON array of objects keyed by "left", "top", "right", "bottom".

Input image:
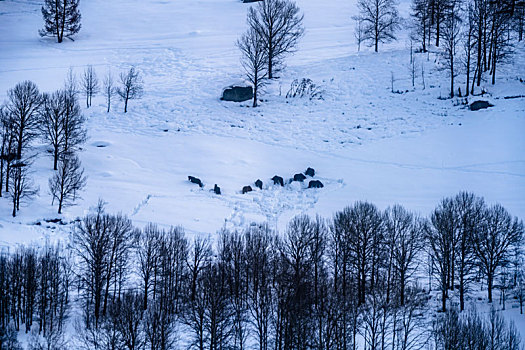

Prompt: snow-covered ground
[
  {"left": 1, "top": 0, "right": 523, "bottom": 248},
  {"left": 1, "top": 0, "right": 525, "bottom": 346}
]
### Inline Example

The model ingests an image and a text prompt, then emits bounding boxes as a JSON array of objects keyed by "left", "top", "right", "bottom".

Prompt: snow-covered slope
[{"left": 0, "top": 0, "right": 523, "bottom": 248}]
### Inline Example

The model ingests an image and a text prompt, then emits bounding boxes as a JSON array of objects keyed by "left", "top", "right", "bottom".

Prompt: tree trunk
[
  {"left": 253, "top": 84, "right": 258, "bottom": 108},
  {"left": 54, "top": 147, "right": 58, "bottom": 170},
  {"left": 488, "top": 273, "right": 493, "bottom": 302}
]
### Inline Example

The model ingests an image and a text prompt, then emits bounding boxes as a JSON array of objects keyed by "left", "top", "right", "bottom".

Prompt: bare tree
[
  {"left": 81, "top": 65, "right": 99, "bottom": 108},
  {"left": 384, "top": 205, "right": 425, "bottom": 305},
  {"left": 247, "top": 0, "right": 304, "bottom": 79},
  {"left": 357, "top": 0, "right": 400, "bottom": 52},
  {"left": 49, "top": 154, "right": 87, "bottom": 214},
  {"left": 117, "top": 67, "right": 144, "bottom": 113},
  {"left": 237, "top": 28, "right": 268, "bottom": 107},
  {"left": 427, "top": 198, "right": 456, "bottom": 312},
  {"left": 8, "top": 160, "right": 38, "bottom": 217},
  {"left": 111, "top": 291, "right": 145, "bottom": 350},
  {"left": 244, "top": 224, "right": 275, "bottom": 350},
  {"left": 39, "top": 0, "right": 81, "bottom": 43},
  {"left": 462, "top": 1, "right": 476, "bottom": 96},
  {"left": 353, "top": 16, "right": 365, "bottom": 52},
  {"left": 6, "top": 81, "right": 42, "bottom": 160},
  {"left": 62, "top": 92, "right": 87, "bottom": 157},
  {"left": 440, "top": 0, "right": 462, "bottom": 97},
  {"left": 39, "top": 89, "right": 86, "bottom": 170},
  {"left": 0, "top": 106, "right": 16, "bottom": 196},
  {"left": 71, "top": 202, "right": 136, "bottom": 328},
  {"left": 39, "top": 91, "right": 64, "bottom": 170},
  {"left": 452, "top": 192, "right": 484, "bottom": 311},
  {"left": 472, "top": 204, "right": 523, "bottom": 303},
  {"left": 411, "top": 0, "right": 431, "bottom": 52},
  {"left": 103, "top": 70, "right": 115, "bottom": 113}
]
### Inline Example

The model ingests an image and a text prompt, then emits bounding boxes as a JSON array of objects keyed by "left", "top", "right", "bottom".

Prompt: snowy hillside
[
  {"left": 0, "top": 0, "right": 523, "bottom": 246},
  {"left": 1, "top": 0, "right": 525, "bottom": 348}
]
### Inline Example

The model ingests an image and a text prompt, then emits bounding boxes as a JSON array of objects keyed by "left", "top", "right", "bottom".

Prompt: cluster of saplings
[
  {"left": 0, "top": 66, "right": 144, "bottom": 217},
  {"left": 0, "top": 192, "right": 524, "bottom": 350}
]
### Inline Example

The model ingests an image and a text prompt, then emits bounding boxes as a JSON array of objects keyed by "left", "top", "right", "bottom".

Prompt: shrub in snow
[{"left": 286, "top": 78, "right": 323, "bottom": 100}]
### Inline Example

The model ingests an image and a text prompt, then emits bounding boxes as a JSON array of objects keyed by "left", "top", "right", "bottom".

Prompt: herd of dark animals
[{"left": 187, "top": 167, "right": 324, "bottom": 195}]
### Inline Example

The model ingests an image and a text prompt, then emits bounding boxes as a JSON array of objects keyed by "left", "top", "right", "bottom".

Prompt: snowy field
[
  {"left": 0, "top": 0, "right": 524, "bottom": 249},
  {"left": 1, "top": 0, "right": 525, "bottom": 347}
]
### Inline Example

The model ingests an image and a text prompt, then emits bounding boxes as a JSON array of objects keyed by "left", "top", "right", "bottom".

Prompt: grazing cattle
[
  {"left": 255, "top": 179, "right": 263, "bottom": 190},
  {"left": 305, "top": 167, "right": 315, "bottom": 177},
  {"left": 242, "top": 186, "right": 253, "bottom": 194},
  {"left": 214, "top": 184, "right": 221, "bottom": 195},
  {"left": 308, "top": 180, "right": 324, "bottom": 188},
  {"left": 272, "top": 176, "right": 284, "bottom": 186},
  {"left": 293, "top": 173, "right": 307, "bottom": 182},
  {"left": 188, "top": 176, "right": 204, "bottom": 188}
]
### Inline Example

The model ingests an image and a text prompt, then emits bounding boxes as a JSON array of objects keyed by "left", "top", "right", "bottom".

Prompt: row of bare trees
[
  {"left": 1, "top": 191, "right": 522, "bottom": 349},
  {"left": 411, "top": 0, "right": 524, "bottom": 97},
  {"left": 81, "top": 65, "right": 144, "bottom": 113}
]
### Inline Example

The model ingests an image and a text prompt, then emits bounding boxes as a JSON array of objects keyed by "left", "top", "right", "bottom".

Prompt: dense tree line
[
  {"left": 0, "top": 191, "right": 523, "bottom": 349},
  {"left": 409, "top": 0, "right": 523, "bottom": 97}
]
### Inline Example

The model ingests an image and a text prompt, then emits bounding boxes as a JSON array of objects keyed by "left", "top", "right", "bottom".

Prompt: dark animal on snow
[
  {"left": 293, "top": 173, "right": 307, "bottom": 182},
  {"left": 242, "top": 186, "right": 253, "bottom": 194},
  {"left": 272, "top": 176, "right": 284, "bottom": 186},
  {"left": 214, "top": 184, "right": 221, "bottom": 195},
  {"left": 470, "top": 100, "right": 493, "bottom": 111},
  {"left": 188, "top": 176, "right": 203, "bottom": 188},
  {"left": 308, "top": 180, "right": 324, "bottom": 188},
  {"left": 255, "top": 179, "right": 263, "bottom": 190},
  {"left": 305, "top": 167, "right": 315, "bottom": 177}
]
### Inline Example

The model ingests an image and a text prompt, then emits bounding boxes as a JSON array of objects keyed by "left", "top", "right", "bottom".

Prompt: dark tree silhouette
[
  {"left": 357, "top": 0, "right": 400, "bottom": 52},
  {"left": 238, "top": 28, "right": 268, "bottom": 107},
  {"left": 81, "top": 65, "right": 99, "bottom": 108},
  {"left": 49, "top": 153, "right": 87, "bottom": 214},
  {"left": 39, "top": 0, "right": 81, "bottom": 43},
  {"left": 6, "top": 81, "right": 42, "bottom": 160},
  {"left": 117, "top": 67, "right": 144, "bottom": 113},
  {"left": 247, "top": 0, "right": 304, "bottom": 79}
]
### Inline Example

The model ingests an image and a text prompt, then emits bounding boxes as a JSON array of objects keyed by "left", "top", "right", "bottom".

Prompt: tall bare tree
[
  {"left": 0, "top": 106, "right": 16, "bottom": 196},
  {"left": 440, "top": 0, "right": 462, "bottom": 97},
  {"left": 427, "top": 198, "right": 456, "bottom": 312},
  {"left": 103, "top": 70, "right": 115, "bottom": 113},
  {"left": 81, "top": 65, "right": 99, "bottom": 108},
  {"left": 8, "top": 160, "right": 38, "bottom": 217},
  {"left": 117, "top": 67, "right": 144, "bottom": 113},
  {"left": 357, "top": 0, "right": 400, "bottom": 52},
  {"left": 472, "top": 204, "right": 523, "bottom": 303},
  {"left": 238, "top": 28, "right": 268, "bottom": 107},
  {"left": 247, "top": 0, "right": 304, "bottom": 79},
  {"left": 6, "top": 81, "right": 42, "bottom": 160},
  {"left": 49, "top": 153, "right": 87, "bottom": 214}
]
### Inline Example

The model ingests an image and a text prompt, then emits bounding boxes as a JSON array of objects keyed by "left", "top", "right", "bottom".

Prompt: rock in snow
[{"left": 221, "top": 86, "right": 253, "bottom": 102}]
